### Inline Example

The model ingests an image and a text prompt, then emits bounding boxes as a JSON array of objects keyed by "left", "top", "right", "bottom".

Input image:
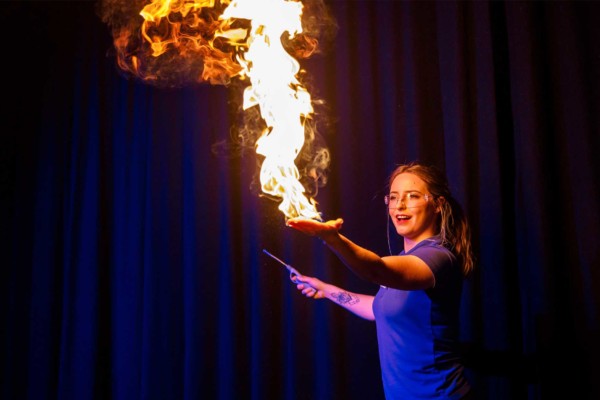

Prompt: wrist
[{"left": 318, "top": 230, "right": 338, "bottom": 245}]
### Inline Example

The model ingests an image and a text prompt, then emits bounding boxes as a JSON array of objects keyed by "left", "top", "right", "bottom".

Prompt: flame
[
  {"left": 104, "top": 0, "right": 323, "bottom": 220},
  {"left": 106, "top": 0, "right": 245, "bottom": 86},
  {"left": 221, "top": 0, "right": 321, "bottom": 220}
]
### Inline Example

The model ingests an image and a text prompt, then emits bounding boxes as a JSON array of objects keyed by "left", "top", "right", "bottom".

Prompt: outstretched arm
[
  {"left": 286, "top": 218, "right": 434, "bottom": 290},
  {"left": 293, "top": 274, "right": 375, "bottom": 321}
]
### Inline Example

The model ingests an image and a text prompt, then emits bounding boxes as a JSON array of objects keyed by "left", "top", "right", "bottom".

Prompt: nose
[{"left": 391, "top": 198, "right": 406, "bottom": 210}]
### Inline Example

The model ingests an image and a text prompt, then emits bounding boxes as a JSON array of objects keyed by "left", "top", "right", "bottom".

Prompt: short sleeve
[{"left": 406, "top": 240, "right": 457, "bottom": 287}]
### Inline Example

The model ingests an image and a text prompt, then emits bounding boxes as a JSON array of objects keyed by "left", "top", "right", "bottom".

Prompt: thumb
[
  {"left": 293, "top": 274, "right": 316, "bottom": 289},
  {"left": 291, "top": 273, "right": 306, "bottom": 284},
  {"left": 331, "top": 218, "right": 344, "bottom": 229}
]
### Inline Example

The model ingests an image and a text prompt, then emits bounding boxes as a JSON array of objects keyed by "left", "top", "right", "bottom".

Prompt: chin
[{"left": 394, "top": 226, "right": 409, "bottom": 236}]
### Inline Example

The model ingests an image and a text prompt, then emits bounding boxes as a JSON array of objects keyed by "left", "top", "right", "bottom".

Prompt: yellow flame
[
  {"left": 222, "top": 0, "right": 321, "bottom": 220},
  {"left": 136, "top": 0, "right": 321, "bottom": 220}
]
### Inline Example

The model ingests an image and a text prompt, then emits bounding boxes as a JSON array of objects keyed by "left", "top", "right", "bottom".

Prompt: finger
[{"left": 294, "top": 276, "right": 311, "bottom": 286}]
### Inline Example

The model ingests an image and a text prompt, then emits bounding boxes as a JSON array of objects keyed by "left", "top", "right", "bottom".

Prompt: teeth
[{"left": 396, "top": 215, "right": 410, "bottom": 220}]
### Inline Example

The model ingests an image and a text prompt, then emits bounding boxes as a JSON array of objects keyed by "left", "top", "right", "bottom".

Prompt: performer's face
[{"left": 388, "top": 172, "right": 438, "bottom": 243}]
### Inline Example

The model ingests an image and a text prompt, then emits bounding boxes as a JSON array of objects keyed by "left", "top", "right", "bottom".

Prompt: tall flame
[
  {"left": 101, "top": 0, "right": 325, "bottom": 220},
  {"left": 221, "top": 0, "right": 321, "bottom": 220}
]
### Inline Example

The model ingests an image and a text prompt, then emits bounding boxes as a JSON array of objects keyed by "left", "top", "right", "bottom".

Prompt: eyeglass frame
[{"left": 384, "top": 191, "right": 434, "bottom": 209}]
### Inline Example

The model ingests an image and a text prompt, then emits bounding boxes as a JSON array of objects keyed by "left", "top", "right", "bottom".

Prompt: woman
[{"left": 287, "top": 162, "right": 474, "bottom": 399}]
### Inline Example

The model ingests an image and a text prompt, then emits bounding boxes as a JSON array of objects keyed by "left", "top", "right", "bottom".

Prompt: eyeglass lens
[{"left": 386, "top": 193, "right": 429, "bottom": 208}]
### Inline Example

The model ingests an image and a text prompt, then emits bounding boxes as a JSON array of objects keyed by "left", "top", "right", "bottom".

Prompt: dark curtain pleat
[{"left": 2, "top": 1, "right": 600, "bottom": 399}]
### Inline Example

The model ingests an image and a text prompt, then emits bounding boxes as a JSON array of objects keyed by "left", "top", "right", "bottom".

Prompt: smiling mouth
[{"left": 395, "top": 214, "right": 411, "bottom": 221}]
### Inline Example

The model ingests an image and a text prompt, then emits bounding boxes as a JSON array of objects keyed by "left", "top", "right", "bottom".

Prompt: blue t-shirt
[{"left": 372, "top": 236, "right": 470, "bottom": 399}]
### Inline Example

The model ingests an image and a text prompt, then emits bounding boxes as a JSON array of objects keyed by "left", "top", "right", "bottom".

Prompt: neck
[{"left": 403, "top": 232, "right": 437, "bottom": 252}]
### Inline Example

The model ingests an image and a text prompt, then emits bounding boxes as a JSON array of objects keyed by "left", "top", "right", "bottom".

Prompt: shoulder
[
  {"left": 405, "top": 237, "right": 457, "bottom": 282},
  {"left": 406, "top": 236, "right": 454, "bottom": 259}
]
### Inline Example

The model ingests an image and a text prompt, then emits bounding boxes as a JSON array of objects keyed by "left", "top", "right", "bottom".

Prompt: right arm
[
  {"left": 293, "top": 275, "right": 375, "bottom": 321},
  {"left": 286, "top": 218, "right": 435, "bottom": 290}
]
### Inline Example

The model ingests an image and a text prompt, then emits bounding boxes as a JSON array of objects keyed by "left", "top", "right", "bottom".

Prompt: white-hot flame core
[{"left": 222, "top": 0, "right": 321, "bottom": 220}]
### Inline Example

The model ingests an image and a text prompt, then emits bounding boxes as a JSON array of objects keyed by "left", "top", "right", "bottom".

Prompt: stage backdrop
[{"left": 2, "top": 1, "right": 599, "bottom": 399}]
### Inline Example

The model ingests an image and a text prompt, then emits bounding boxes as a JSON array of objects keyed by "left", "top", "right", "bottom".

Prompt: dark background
[{"left": 2, "top": 1, "right": 599, "bottom": 399}]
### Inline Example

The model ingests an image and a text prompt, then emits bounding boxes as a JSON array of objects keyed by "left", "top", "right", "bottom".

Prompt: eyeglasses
[{"left": 384, "top": 192, "right": 432, "bottom": 209}]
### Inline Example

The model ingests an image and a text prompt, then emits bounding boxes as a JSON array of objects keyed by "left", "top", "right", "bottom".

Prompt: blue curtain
[{"left": 2, "top": 1, "right": 599, "bottom": 399}]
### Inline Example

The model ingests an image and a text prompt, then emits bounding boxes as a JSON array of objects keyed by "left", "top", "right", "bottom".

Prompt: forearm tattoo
[{"left": 331, "top": 291, "right": 359, "bottom": 305}]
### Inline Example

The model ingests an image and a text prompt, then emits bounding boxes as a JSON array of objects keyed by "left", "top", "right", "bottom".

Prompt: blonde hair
[{"left": 388, "top": 162, "right": 474, "bottom": 276}]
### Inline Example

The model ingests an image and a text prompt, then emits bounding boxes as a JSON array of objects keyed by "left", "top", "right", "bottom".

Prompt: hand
[
  {"left": 286, "top": 217, "right": 343, "bottom": 239},
  {"left": 292, "top": 274, "right": 326, "bottom": 299}
]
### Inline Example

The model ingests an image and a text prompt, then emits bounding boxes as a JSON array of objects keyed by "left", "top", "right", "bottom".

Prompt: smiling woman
[
  {"left": 286, "top": 162, "right": 475, "bottom": 400},
  {"left": 385, "top": 163, "right": 474, "bottom": 276}
]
